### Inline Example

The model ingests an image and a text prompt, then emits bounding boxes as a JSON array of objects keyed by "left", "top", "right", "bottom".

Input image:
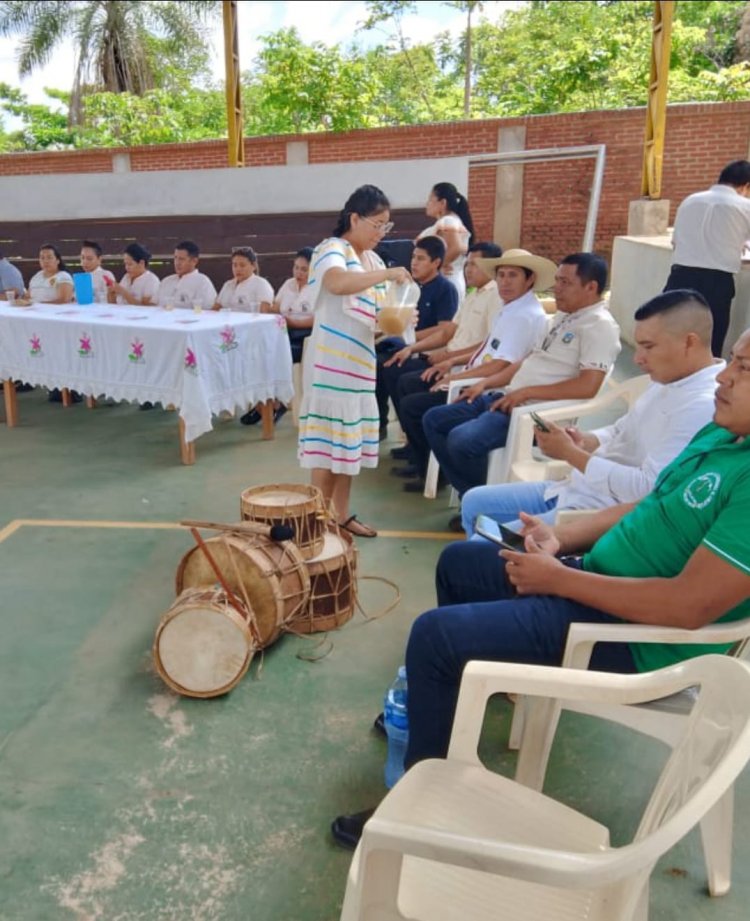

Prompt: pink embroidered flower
[
  {"left": 276, "top": 315, "right": 287, "bottom": 329},
  {"left": 185, "top": 347, "right": 197, "bottom": 370},
  {"left": 79, "top": 334, "right": 92, "bottom": 355},
  {"left": 30, "top": 335, "right": 42, "bottom": 355},
  {"left": 132, "top": 339, "right": 144, "bottom": 358}
]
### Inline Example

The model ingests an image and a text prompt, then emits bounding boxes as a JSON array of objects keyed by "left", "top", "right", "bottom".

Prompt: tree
[
  {"left": 444, "top": 0, "right": 483, "bottom": 116},
  {"left": 0, "top": 0, "right": 218, "bottom": 122}
]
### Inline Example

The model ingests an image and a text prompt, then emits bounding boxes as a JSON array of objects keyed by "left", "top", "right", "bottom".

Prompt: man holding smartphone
[
  {"left": 332, "top": 328, "right": 750, "bottom": 848},
  {"left": 460, "top": 290, "right": 723, "bottom": 537}
]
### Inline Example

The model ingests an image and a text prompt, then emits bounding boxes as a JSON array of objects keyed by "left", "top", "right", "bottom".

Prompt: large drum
[
  {"left": 240, "top": 483, "right": 326, "bottom": 561},
  {"left": 290, "top": 527, "right": 358, "bottom": 634},
  {"left": 176, "top": 531, "right": 310, "bottom": 648},
  {"left": 154, "top": 588, "right": 256, "bottom": 699}
]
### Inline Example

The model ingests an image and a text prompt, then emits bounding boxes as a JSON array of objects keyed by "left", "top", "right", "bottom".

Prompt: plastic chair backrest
[{"left": 72, "top": 272, "right": 94, "bottom": 305}]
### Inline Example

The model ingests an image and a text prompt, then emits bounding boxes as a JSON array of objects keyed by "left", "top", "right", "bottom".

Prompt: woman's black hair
[
  {"left": 432, "top": 182, "right": 475, "bottom": 245},
  {"left": 296, "top": 247, "right": 314, "bottom": 262},
  {"left": 124, "top": 242, "right": 151, "bottom": 265},
  {"left": 231, "top": 246, "right": 258, "bottom": 264},
  {"left": 40, "top": 243, "right": 66, "bottom": 272},
  {"left": 333, "top": 184, "right": 390, "bottom": 237}
]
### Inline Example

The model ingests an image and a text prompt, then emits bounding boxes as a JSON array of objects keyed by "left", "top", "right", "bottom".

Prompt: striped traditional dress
[{"left": 298, "top": 238, "right": 387, "bottom": 474}]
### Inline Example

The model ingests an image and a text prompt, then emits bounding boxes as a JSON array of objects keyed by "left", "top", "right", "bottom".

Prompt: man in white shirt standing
[
  {"left": 665, "top": 159, "right": 750, "bottom": 356},
  {"left": 461, "top": 289, "right": 723, "bottom": 535},
  {"left": 157, "top": 240, "right": 217, "bottom": 309}
]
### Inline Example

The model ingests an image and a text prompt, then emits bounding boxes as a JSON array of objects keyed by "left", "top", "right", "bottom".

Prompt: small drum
[
  {"left": 176, "top": 531, "right": 310, "bottom": 648},
  {"left": 290, "top": 527, "right": 358, "bottom": 634},
  {"left": 240, "top": 483, "right": 326, "bottom": 561},
  {"left": 154, "top": 588, "right": 256, "bottom": 698}
]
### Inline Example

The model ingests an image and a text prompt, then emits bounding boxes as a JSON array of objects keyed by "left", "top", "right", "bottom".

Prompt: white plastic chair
[
  {"left": 340, "top": 656, "right": 750, "bottom": 921},
  {"left": 509, "top": 614, "right": 750, "bottom": 897}
]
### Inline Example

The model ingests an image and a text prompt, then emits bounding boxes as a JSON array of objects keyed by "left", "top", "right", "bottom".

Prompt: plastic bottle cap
[{"left": 397, "top": 665, "right": 407, "bottom": 680}]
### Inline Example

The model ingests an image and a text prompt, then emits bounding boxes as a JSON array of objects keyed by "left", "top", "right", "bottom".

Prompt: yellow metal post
[
  {"left": 641, "top": 1, "right": 674, "bottom": 198},
  {"left": 223, "top": 0, "right": 244, "bottom": 167}
]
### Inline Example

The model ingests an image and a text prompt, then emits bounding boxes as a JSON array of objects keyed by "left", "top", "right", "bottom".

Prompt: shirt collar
[{"left": 666, "top": 359, "right": 725, "bottom": 391}]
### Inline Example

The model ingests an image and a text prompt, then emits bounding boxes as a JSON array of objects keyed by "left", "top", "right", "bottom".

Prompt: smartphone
[
  {"left": 474, "top": 515, "right": 526, "bottom": 552},
  {"left": 529, "top": 410, "right": 550, "bottom": 433}
]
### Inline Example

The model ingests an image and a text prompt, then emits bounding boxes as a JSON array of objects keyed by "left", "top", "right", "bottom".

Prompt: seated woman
[
  {"left": 266, "top": 247, "right": 314, "bottom": 363},
  {"left": 109, "top": 242, "right": 160, "bottom": 306},
  {"left": 213, "top": 247, "right": 274, "bottom": 312},
  {"left": 26, "top": 244, "right": 74, "bottom": 304}
]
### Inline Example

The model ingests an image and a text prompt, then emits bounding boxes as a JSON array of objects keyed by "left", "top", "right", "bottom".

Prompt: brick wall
[{"left": 2, "top": 101, "right": 749, "bottom": 262}]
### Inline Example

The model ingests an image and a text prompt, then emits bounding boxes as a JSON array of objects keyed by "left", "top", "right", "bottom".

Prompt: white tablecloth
[{"left": 0, "top": 303, "right": 294, "bottom": 441}]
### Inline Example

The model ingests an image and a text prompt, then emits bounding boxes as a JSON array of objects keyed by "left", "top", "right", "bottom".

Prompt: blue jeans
[
  {"left": 422, "top": 393, "right": 511, "bottom": 497},
  {"left": 403, "top": 540, "right": 636, "bottom": 767},
  {"left": 461, "top": 481, "right": 559, "bottom": 537}
]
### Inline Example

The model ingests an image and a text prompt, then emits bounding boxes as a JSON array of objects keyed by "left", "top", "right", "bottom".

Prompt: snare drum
[
  {"left": 176, "top": 531, "right": 310, "bottom": 648},
  {"left": 153, "top": 587, "right": 255, "bottom": 698},
  {"left": 240, "top": 483, "right": 326, "bottom": 560},
  {"left": 290, "top": 527, "right": 358, "bottom": 634}
]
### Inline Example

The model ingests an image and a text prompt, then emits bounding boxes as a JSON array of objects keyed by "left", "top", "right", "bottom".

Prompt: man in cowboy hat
[
  {"left": 391, "top": 248, "right": 555, "bottom": 491},
  {"left": 422, "top": 252, "right": 621, "bottom": 523}
]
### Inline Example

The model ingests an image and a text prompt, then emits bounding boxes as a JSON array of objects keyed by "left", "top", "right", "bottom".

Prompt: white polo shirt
[
  {"left": 116, "top": 270, "right": 161, "bottom": 305},
  {"left": 549, "top": 360, "right": 725, "bottom": 508},
  {"left": 276, "top": 278, "right": 314, "bottom": 320},
  {"left": 446, "top": 279, "right": 502, "bottom": 352},
  {"left": 467, "top": 289, "right": 547, "bottom": 367},
  {"left": 158, "top": 270, "right": 217, "bottom": 308},
  {"left": 507, "top": 300, "right": 621, "bottom": 392},
  {"left": 216, "top": 275, "right": 274, "bottom": 312},
  {"left": 672, "top": 184, "right": 750, "bottom": 274}
]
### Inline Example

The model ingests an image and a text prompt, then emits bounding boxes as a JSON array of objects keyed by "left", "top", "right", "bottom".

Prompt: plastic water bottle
[{"left": 384, "top": 666, "right": 409, "bottom": 788}]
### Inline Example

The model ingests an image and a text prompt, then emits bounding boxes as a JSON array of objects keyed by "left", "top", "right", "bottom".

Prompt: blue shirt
[
  {"left": 416, "top": 274, "right": 458, "bottom": 331},
  {"left": 0, "top": 258, "right": 24, "bottom": 297}
]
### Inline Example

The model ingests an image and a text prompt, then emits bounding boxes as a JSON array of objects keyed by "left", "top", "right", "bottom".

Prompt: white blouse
[
  {"left": 216, "top": 275, "right": 274, "bottom": 312},
  {"left": 28, "top": 270, "right": 74, "bottom": 303},
  {"left": 116, "top": 270, "right": 161, "bottom": 305},
  {"left": 275, "top": 277, "right": 314, "bottom": 319}
]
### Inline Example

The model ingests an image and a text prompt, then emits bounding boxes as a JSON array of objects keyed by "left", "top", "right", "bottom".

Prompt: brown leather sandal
[{"left": 339, "top": 514, "right": 377, "bottom": 538}]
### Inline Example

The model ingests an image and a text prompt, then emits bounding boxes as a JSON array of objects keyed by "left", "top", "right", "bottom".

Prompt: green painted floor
[{"left": 1, "top": 375, "right": 749, "bottom": 920}]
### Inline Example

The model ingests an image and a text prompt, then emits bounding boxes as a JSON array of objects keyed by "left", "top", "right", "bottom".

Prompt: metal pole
[
  {"left": 222, "top": 0, "right": 245, "bottom": 167},
  {"left": 641, "top": 1, "right": 674, "bottom": 198}
]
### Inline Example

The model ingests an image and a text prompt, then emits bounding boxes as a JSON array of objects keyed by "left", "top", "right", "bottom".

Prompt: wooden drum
[
  {"left": 240, "top": 483, "right": 326, "bottom": 561},
  {"left": 290, "top": 527, "right": 358, "bottom": 634},
  {"left": 153, "top": 588, "right": 256, "bottom": 698},
  {"left": 176, "top": 532, "right": 310, "bottom": 648}
]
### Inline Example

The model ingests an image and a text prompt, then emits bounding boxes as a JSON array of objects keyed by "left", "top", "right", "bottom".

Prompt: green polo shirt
[{"left": 582, "top": 422, "right": 750, "bottom": 672}]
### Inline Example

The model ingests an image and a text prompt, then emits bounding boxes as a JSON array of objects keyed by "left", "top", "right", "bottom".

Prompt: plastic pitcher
[
  {"left": 377, "top": 279, "right": 420, "bottom": 336},
  {"left": 73, "top": 272, "right": 94, "bottom": 305}
]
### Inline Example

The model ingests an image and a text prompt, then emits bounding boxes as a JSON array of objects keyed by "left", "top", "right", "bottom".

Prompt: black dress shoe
[
  {"left": 273, "top": 404, "right": 287, "bottom": 423},
  {"left": 390, "top": 464, "right": 420, "bottom": 478},
  {"left": 240, "top": 408, "right": 262, "bottom": 425},
  {"left": 448, "top": 514, "right": 464, "bottom": 533},
  {"left": 390, "top": 445, "right": 412, "bottom": 461},
  {"left": 331, "top": 808, "right": 376, "bottom": 850},
  {"left": 403, "top": 479, "right": 426, "bottom": 493},
  {"left": 373, "top": 712, "right": 386, "bottom": 738},
  {"left": 139, "top": 401, "right": 154, "bottom": 411}
]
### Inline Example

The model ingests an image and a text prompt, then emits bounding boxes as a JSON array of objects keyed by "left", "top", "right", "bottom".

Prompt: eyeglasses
[{"left": 360, "top": 217, "right": 394, "bottom": 235}]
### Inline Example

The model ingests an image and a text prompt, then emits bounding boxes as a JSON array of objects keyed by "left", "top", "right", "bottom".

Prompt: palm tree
[{"left": 0, "top": 0, "right": 218, "bottom": 121}]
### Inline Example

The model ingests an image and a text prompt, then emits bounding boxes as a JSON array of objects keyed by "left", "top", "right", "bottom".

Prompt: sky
[{"left": 0, "top": 0, "right": 520, "bottom": 109}]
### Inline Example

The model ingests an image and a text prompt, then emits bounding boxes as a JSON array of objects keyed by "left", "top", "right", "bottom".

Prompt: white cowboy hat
[{"left": 477, "top": 248, "right": 557, "bottom": 292}]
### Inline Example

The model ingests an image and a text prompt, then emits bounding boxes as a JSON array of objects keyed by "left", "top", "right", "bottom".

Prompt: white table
[{"left": 0, "top": 303, "right": 294, "bottom": 464}]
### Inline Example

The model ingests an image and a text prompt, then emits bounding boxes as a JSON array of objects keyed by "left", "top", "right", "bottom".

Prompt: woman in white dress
[
  {"left": 268, "top": 246, "right": 314, "bottom": 363},
  {"left": 298, "top": 185, "right": 410, "bottom": 538},
  {"left": 109, "top": 242, "right": 161, "bottom": 306},
  {"left": 213, "top": 247, "right": 274, "bottom": 312},
  {"left": 26, "top": 244, "right": 74, "bottom": 304},
  {"left": 417, "top": 181, "right": 475, "bottom": 302}
]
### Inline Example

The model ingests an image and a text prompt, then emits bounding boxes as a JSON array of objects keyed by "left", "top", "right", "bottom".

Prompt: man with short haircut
[
  {"left": 0, "top": 248, "right": 24, "bottom": 300},
  {"left": 157, "top": 240, "right": 217, "bottom": 308},
  {"left": 332, "top": 328, "right": 750, "bottom": 849},
  {"left": 79, "top": 240, "right": 116, "bottom": 303},
  {"left": 423, "top": 253, "right": 621, "bottom": 506},
  {"left": 394, "top": 248, "right": 554, "bottom": 490},
  {"left": 376, "top": 235, "right": 458, "bottom": 438},
  {"left": 665, "top": 159, "right": 750, "bottom": 356},
  {"left": 461, "top": 289, "right": 723, "bottom": 534}
]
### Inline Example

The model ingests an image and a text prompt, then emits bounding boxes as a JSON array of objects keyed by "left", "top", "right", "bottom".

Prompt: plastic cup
[
  {"left": 3, "top": 289, "right": 15, "bottom": 305},
  {"left": 163, "top": 301, "right": 175, "bottom": 312},
  {"left": 193, "top": 301, "right": 203, "bottom": 314}
]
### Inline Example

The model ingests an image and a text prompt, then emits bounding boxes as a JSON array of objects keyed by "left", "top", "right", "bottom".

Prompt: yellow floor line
[{"left": 0, "top": 519, "right": 455, "bottom": 542}]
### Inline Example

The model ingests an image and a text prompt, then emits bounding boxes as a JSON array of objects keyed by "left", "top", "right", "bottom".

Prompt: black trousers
[
  {"left": 663, "top": 264, "right": 735, "bottom": 357},
  {"left": 397, "top": 370, "right": 448, "bottom": 477}
]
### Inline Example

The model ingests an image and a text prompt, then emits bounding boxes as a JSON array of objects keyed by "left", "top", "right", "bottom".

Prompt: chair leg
[
  {"left": 699, "top": 786, "right": 734, "bottom": 896},
  {"left": 514, "top": 696, "right": 562, "bottom": 792},
  {"left": 423, "top": 453, "right": 439, "bottom": 499},
  {"left": 508, "top": 696, "right": 526, "bottom": 750}
]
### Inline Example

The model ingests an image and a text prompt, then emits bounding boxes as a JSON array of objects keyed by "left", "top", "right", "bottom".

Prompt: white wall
[{"left": 0, "top": 157, "right": 469, "bottom": 221}]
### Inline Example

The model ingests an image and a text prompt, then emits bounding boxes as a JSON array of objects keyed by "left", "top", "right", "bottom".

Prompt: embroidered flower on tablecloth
[
  {"left": 185, "top": 347, "right": 198, "bottom": 373},
  {"left": 78, "top": 333, "right": 93, "bottom": 357},
  {"left": 219, "top": 325, "right": 238, "bottom": 352},
  {"left": 275, "top": 315, "right": 287, "bottom": 329},
  {"left": 30, "top": 334, "right": 42, "bottom": 356},
  {"left": 128, "top": 338, "right": 145, "bottom": 363}
]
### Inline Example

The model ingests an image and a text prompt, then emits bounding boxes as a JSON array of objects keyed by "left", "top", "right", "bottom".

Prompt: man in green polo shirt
[{"left": 331, "top": 329, "right": 750, "bottom": 848}]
